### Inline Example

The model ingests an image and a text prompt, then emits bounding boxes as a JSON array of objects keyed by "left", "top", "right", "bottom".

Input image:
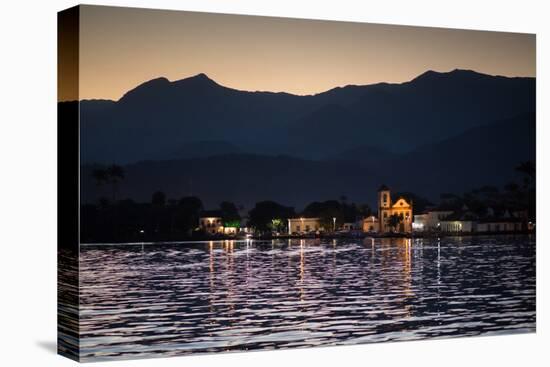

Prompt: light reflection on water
[{"left": 71, "top": 235, "right": 535, "bottom": 361}]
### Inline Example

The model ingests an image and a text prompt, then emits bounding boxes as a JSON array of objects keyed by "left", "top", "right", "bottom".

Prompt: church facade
[{"left": 377, "top": 185, "right": 413, "bottom": 233}]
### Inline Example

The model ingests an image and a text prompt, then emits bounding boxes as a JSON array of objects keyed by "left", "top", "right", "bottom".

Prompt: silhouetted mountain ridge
[
  {"left": 80, "top": 113, "right": 535, "bottom": 209},
  {"left": 74, "top": 69, "right": 534, "bottom": 163}
]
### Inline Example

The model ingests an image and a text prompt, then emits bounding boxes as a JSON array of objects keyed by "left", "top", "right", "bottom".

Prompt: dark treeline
[
  {"left": 80, "top": 161, "right": 535, "bottom": 243},
  {"left": 436, "top": 161, "right": 535, "bottom": 220},
  {"left": 80, "top": 195, "right": 375, "bottom": 243},
  {"left": 300, "top": 198, "right": 370, "bottom": 230},
  {"left": 81, "top": 194, "right": 203, "bottom": 243},
  {"left": 247, "top": 198, "right": 375, "bottom": 233}
]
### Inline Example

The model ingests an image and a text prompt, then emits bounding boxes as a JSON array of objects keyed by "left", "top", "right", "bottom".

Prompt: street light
[{"left": 333, "top": 217, "right": 336, "bottom": 232}]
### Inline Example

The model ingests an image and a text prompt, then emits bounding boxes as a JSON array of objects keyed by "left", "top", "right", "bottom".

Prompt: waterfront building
[
  {"left": 439, "top": 211, "right": 477, "bottom": 233},
  {"left": 413, "top": 209, "right": 454, "bottom": 232},
  {"left": 199, "top": 210, "right": 239, "bottom": 235},
  {"left": 476, "top": 218, "right": 523, "bottom": 233},
  {"left": 288, "top": 218, "right": 322, "bottom": 234},
  {"left": 412, "top": 213, "right": 428, "bottom": 232},
  {"left": 416, "top": 205, "right": 528, "bottom": 233},
  {"left": 362, "top": 215, "right": 380, "bottom": 232},
  {"left": 377, "top": 185, "right": 413, "bottom": 233},
  {"left": 342, "top": 220, "right": 363, "bottom": 231}
]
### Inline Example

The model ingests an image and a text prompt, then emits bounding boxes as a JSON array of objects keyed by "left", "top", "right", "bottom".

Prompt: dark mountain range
[
  {"left": 324, "top": 144, "right": 396, "bottom": 165},
  {"left": 81, "top": 114, "right": 535, "bottom": 210},
  {"left": 75, "top": 69, "right": 535, "bottom": 163},
  {"left": 387, "top": 113, "right": 535, "bottom": 198},
  {"left": 286, "top": 70, "right": 534, "bottom": 157},
  {"left": 171, "top": 140, "right": 242, "bottom": 160}
]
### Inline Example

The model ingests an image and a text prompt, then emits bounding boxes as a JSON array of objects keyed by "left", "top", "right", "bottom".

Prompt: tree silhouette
[
  {"left": 516, "top": 161, "right": 535, "bottom": 189},
  {"left": 249, "top": 201, "right": 295, "bottom": 233},
  {"left": 176, "top": 196, "right": 204, "bottom": 235},
  {"left": 302, "top": 200, "right": 343, "bottom": 230},
  {"left": 152, "top": 191, "right": 166, "bottom": 208},
  {"left": 270, "top": 218, "right": 284, "bottom": 232},
  {"left": 90, "top": 165, "right": 125, "bottom": 204},
  {"left": 357, "top": 204, "right": 372, "bottom": 217},
  {"left": 220, "top": 201, "right": 240, "bottom": 222},
  {"left": 91, "top": 168, "right": 108, "bottom": 205},
  {"left": 106, "top": 164, "right": 125, "bottom": 202},
  {"left": 92, "top": 168, "right": 108, "bottom": 187},
  {"left": 387, "top": 214, "right": 402, "bottom": 232}
]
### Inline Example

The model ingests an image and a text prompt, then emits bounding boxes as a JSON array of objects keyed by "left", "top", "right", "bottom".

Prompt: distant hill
[
  {"left": 324, "top": 144, "right": 396, "bottom": 165},
  {"left": 78, "top": 73, "right": 311, "bottom": 163},
  {"left": 171, "top": 140, "right": 242, "bottom": 159},
  {"left": 286, "top": 69, "right": 534, "bottom": 157},
  {"left": 74, "top": 69, "right": 535, "bottom": 164},
  {"left": 391, "top": 113, "right": 535, "bottom": 198},
  {"left": 81, "top": 114, "right": 535, "bottom": 210}
]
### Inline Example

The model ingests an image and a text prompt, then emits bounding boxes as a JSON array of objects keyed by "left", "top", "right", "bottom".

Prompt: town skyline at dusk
[{"left": 58, "top": 5, "right": 536, "bottom": 362}]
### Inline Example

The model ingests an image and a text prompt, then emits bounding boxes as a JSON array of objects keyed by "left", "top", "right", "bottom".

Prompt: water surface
[{"left": 70, "top": 236, "right": 535, "bottom": 361}]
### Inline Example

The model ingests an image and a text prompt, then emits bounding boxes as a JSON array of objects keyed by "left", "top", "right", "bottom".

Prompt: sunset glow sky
[{"left": 75, "top": 5, "right": 536, "bottom": 101}]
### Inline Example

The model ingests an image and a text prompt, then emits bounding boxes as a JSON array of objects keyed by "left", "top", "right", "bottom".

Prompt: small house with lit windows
[
  {"left": 199, "top": 210, "right": 239, "bottom": 235},
  {"left": 288, "top": 218, "right": 322, "bottom": 234},
  {"left": 198, "top": 211, "right": 224, "bottom": 234},
  {"left": 362, "top": 215, "right": 380, "bottom": 233}
]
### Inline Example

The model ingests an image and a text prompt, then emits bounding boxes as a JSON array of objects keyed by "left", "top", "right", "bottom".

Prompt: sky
[{"left": 72, "top": 5, "right": 535, "bottom": 101}]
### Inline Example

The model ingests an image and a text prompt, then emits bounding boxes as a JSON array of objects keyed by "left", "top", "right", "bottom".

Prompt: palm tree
[
  {"left": 387, "top": 214, "right": 402, "bottom": 233},
  {"left": 91, "top": 168, "right": 108, "bottom": 204},
  {"left": 152, "top": 191, "right": 166, "bottom": 208},
  {"left": 106, "top": 164, "right": 125, "bottom": 202},
  {"left": 92, "top": 168, "right": 108, "bottom": 187},
  {"left": 516, "top": 161, "right": 535, "bottom": 189}
]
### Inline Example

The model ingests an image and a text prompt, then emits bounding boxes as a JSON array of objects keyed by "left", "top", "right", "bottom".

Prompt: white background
[{"left": 0, "top": 0, "right": 547, "bottom": 365}]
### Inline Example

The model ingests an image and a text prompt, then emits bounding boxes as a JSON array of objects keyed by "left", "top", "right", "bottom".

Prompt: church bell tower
[
  {"left": 378, "top": 184, "right": 391, "bottom": 209},
  {"left": 378, "top": 184, "right": 391, "bottom": 232}
]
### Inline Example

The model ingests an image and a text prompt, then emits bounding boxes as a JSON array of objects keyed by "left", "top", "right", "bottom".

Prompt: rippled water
[{"left": 71, "top": 235, "right": 535, "bottom": 361}]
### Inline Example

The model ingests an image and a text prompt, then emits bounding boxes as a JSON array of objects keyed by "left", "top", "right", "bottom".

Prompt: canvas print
[{"left": 58, "top": 5, "right": 536, "bottom": 362}]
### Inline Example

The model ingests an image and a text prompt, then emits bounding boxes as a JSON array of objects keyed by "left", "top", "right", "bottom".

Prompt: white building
[
  {"left": 412, "top": 213, "right": 428, "bottom": 232},
  {"left": 440, "top": 220, "right": 475, "bottom": 233},
  {"left": 199, "top": 215, "right": 224, "bottom": 235},
  {"left": 412, "top": 210, "right": 454, "bottom": 232},
  {"left": 288, "top": 218, "right": 322, "bottom": 234},
  {"left": 199, "top": 210, "right": 239, "bottom": 235},
  {"left": 476, "top": 219, "right": 523, "bottom": 233}
]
